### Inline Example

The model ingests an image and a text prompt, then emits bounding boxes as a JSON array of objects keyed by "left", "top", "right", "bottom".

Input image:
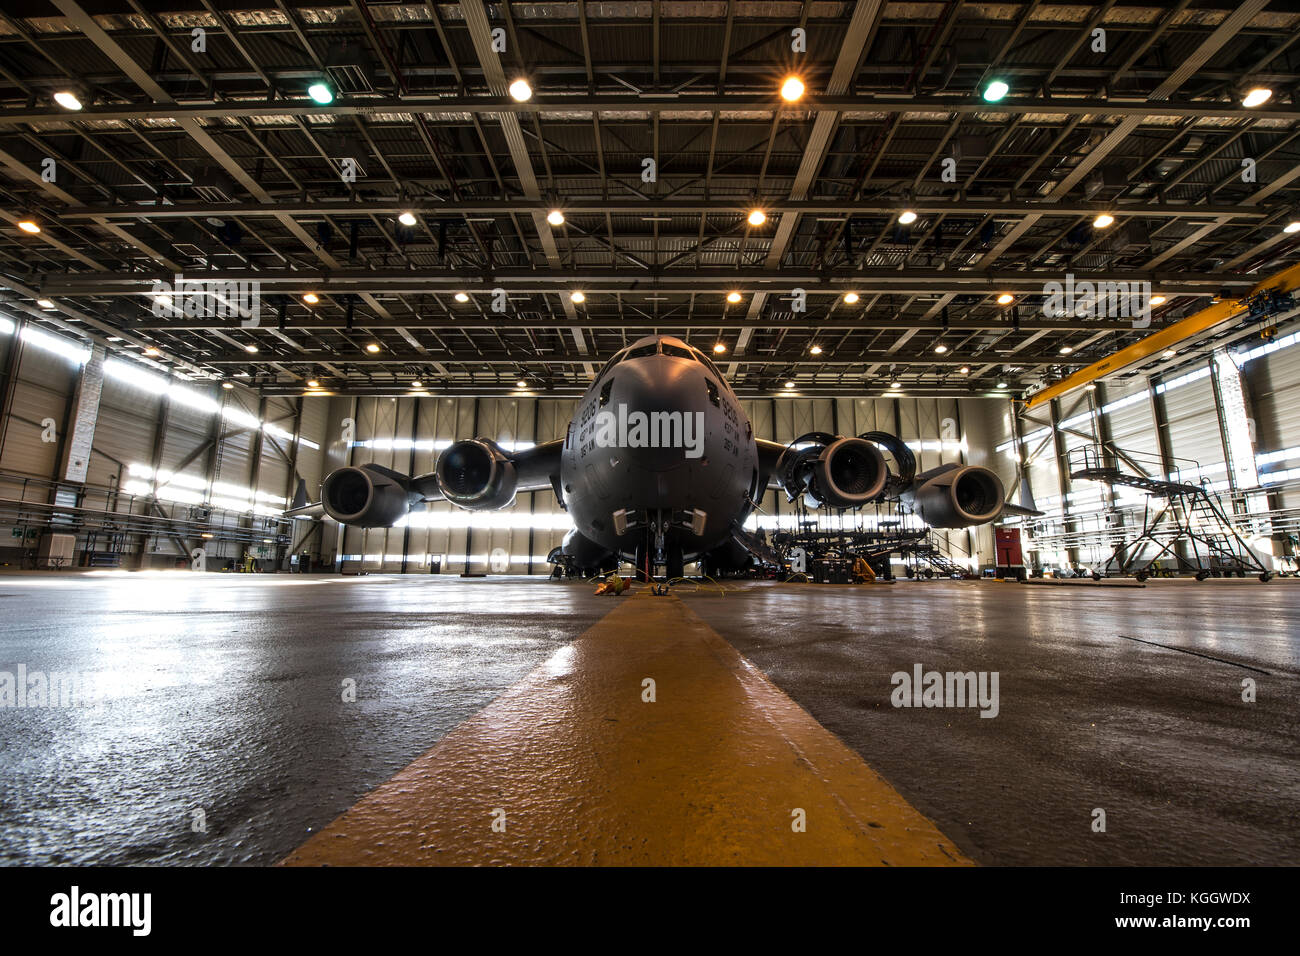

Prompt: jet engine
[
  {"left": 321, "top": 463, "right": 412, "bottom": 527},
  {"left": 902, "top": 464, "right": 1005, "bottom": 528},
  {"left": 777, "top": 432, "right": 890, "bottom": 508},
  {"left": 435, "top": 438, "right": 519, "bottom": 510}
]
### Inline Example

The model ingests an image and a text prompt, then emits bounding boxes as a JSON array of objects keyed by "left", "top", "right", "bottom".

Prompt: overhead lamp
[
  {"left": 365, "top": 343, "right": 381, "bottom": 353},
  {"left": 307, "top": 82, "right": 334, "bottom": 105},
  {"left": 1092, "top": 213, "right": 1115, "bottom": 229},
  {"left": 570, "top": 290, "right": 585, "bottom": 304},
  {"left": 959, "top": 366, "right": 970, "bottom": 374},
  {"left": 843, "top": 292, "right": 859, "bottom": 304},
  {"left": 982, "top": 79, "right": 1009, "bottom": 102},
  {"left": 397, "top": 212, "right": 417, "bottom": 226},
  {"left": 454, "top": 292, "right": 470, "bottom": 302},
  {"left": 996, "top": 293, "right": 1014, "bottom": 305},
  {"left": 302, "top": 292, "right": 320, "bottom": 304},
  {"left": 221, "top": 381, "right": 234, "bottom": 390},
  {"left": 897, "top": 210, "right": 918, "bottom": 225},
  {"left": 306, "top": 379, "right": 320, "bottom": 388},
  {"left": 1162, "top": 349, "right": 1176, "bottom": 359},
  {"left": 889, "top": 381, "right": 901, "bottom": 389},
  {"left": 780, "top": 76, "right": 805, "bottom": 102},
  {"left": 244, "top": 344, "right": 259, "bottom": 354},
  {"left": 809, "top": 345, "right": 823, "bottom": 355},
  {"left": 783, "top": 381, "right": 795, "bottom": 390},
  {"left": 143, "top": 347, "right": 161, "bottom": 357},
  {"left": 36, "top": 298, "right": 55, "bottom": 309},
  {"left": 16, "top": 219, "right": 40, "bottom": 234},
  {"left": 516, "top": 379, "right": 528, "bottom": 389},
  {"left": 546, "top": 209, "right": 565, "bottom": 226},
  {"left": 726, "top": 291, "right": 742, "bottom": 303},
  {"left": 1242, "top": 87, "right": 1273, "bottom": 108},
  {"left": 713, "top": 343, "right": 727, "bottom": 354},
  {"left": 747, "top": 208, "right": 766, "bottom": 227},
  {"left": 934, "top": 344, "right": 948, "bottom": 354},
  {"left": 53, "top": 90, "right": 83, "bottom": 111},
  {"left": 1059, "top": 345, "right": 1074, "bottom": 355},
  {"left": 508, "top": 78, "right": 533, "bottom": 102},
  {"left": 1149, "top": 295, "right": 1167, "bottom": 306},
  {"left": 996, "top": 381, "right": 1008, "bottom": 389},
  {"left": 1283, "top": 219, "right": 1300, "bottom": 234},
  {"left": 411, "top": 380, "right": 424, "bottom": 389}
]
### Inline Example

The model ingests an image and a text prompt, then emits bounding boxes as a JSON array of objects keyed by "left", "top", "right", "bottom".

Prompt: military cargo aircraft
[{"left": 291, "top": 334, "right": 1030, "bottom": 580}]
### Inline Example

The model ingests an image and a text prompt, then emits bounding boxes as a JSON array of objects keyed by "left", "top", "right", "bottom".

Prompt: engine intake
[
  {"left": 321, "top": 464, "right": 410, "bottom": 527},
  {"left": 436, "top": 439, "right": 519, "bottom": 510},
  {"left": 778, "top": 433, "right": 890, "bottom": 509},
  {"left": 903, "top": 465, "right": 1005, "bottom": 528}
]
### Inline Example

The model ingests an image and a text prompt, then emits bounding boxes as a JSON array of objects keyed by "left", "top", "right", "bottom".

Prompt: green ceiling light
[
  {"left": 982, "top": 79, "right": 1009, "bottom": 102},
  {"left": 307, "top": 81, "right": 335, "bottom": 105}
]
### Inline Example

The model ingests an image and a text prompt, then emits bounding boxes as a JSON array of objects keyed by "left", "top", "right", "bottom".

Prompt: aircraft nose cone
[{"left": 603, "top": 357, "right": 707, "bottom": 471}]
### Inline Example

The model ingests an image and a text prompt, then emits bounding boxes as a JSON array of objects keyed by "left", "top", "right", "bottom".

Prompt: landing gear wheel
[
  {"left": 1134, "top": 571, "right": 1149, "bottom": 582},
  {"left": 1195, "top": 570, "right": 1209, "bottom": 581},
  {"left": 666, "top": 540, "right": 684, "bottom": 581},
  {"left": 1092, "top": 572, "right": 1102, "bottom": 581},
  {"left": 1259, "top": 572, "right": 1272, "bottom": 583}
]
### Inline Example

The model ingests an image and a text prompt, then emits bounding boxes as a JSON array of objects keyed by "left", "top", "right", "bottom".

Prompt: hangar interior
[{"left": 1, "top": 0, "right": 1299, "bottom": 870}]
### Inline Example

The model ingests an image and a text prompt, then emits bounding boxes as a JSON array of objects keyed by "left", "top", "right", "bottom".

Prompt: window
[
  {"left": 661, "top": 342, "right": 696, "bottom": 361},
  {"left": 623, "top": 342, "right": 659, "bottom": 360}
]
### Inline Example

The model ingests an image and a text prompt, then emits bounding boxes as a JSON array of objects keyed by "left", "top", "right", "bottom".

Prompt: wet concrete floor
[{"left": 1, "top": 571, "right": 1296, "bottom": 865}]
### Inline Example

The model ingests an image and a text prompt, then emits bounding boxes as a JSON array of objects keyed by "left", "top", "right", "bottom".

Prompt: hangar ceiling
[{"left": 0, "top": 0, "right": 1298, "bottom": 397}]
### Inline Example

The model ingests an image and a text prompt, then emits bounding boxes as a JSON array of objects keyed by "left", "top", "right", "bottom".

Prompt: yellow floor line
[{"left": 281, "top": 595, "right": 972, "bottom": 866}]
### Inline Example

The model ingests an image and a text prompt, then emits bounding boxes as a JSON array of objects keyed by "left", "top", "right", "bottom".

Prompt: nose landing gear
[{"left": 633, "top": 512, "right": 685, "bottom": 582}]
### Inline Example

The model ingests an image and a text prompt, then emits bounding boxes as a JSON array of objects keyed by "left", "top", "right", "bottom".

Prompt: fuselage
[{"left": 558, "top": 335, "right": 759, "bottom": 561}]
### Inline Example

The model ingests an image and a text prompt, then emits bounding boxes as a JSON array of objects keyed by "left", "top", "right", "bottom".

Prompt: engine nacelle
[
  {"left": 435, "top": 439, "right": 519, "bottom": 510},
  {"left": 903, "top": 465, "right": 1005, "bottom": 528},
  {"left": 782, "top": 435, "right": 889, "bottom": 508},
  {"left": 321, "top": 464, "right": 410, "bottom": 527}
]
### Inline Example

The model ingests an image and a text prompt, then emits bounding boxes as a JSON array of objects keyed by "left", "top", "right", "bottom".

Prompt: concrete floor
[
  {"left": 1, "top": 571, "right": 1297, "bottom": 866},
  {"left": 682, "top": 578, "right": 1300, "bottom": 865}
]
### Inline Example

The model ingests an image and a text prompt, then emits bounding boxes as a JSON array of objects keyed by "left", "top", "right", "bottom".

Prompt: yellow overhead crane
[{"left": 1024, "top": 258, "right": 1300, "bottom": 410}]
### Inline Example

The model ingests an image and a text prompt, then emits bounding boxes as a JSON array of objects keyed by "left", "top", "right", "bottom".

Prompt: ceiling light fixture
[
  {"left": 509, "top": 78, "right": 533, "bottom": 102},
  {"left": 302, "top": 293, "right": 319, "bottom": 304},
  {"left": 713, "top": 343, "right": 726, "bottom": 354},
  {"left": 996, "top": 293, "right": 1014, "bottom": 305},
  {"left": 934, "top": 344, "right": 948, "bottom": 354},
  {"left": 747, "top": 208, "right": 766, "bottom": 227},
  {"left": 890, "top": 381, "right": 901, "bottom": 389},
  {"left": 365, "top": 343, "right": 381, "bottom": 353},
  {"left": 1283, "top": 219, "right": 1300, "bottom": 234},
  {"left": 307, "top": 82, "right": 334, "bottom": 105},
  {"left": 843, "top": 292, "right": 859, "bottom": 304},
  {"left": 809, "top": 345, "right": 823, "bottom": 355},
  {"left": 959, "top": 366, "right": 970, "bottom": 374},
  {"left": 983, "top": 79, "right": 1009, "bottom": 102},
  {"left": 36, "top": 298, "right": 55, "bottom": 309},
  {"left": 1093, "top": 213, "right": 1115, "bottom": 229},
  {"left": 516, "top": 379, "right": 528, "bottom": 389},
  {"left": 144, "top": 347, "right": 161, "bottom": 357},
  {"left": 783, "top": 381, "right": 795, "bottom": 390},
  {"left": 547, "top": 209, "right": 565, "bottom": 226},
  {"left": 306, "top": 380, "right": 320, "bottom": 388},
  {"left": 898, "top": 210, "right": 918, "bottom": 225},
  {"left": 221, "top": 381, "right": 234, "bottom": 390},
  {"left": 1059, "top": 345, "right": 1074, "bottom": 355},
  {"left": 244, "top": 344, "right": 258, "bottom": 353},
  {"left": 1150, "top": 295, "right": 1167, "bottom": 306},
  {"left": 454, "top": 292, "right": 469, "bottom": 302},
  {"left": 53, "top": 90, "right": 83, "bottom": 111},
  {"left": 996, "top": 381, "right": 1008, "bottom": 389},
  {"left": 1242, "top": 87, "right": 1273, "bottom": 108},
  {"left": 398, "top": 212, "right": 417, "bottom": 226},
  {"left": 780, "top": 76, "right": 805, "bottom": 102},
  {"left": 16, "top": 219, "right": 40, "bottom": 234},
  {"left": 570, "top": 290, "right": 585, "bottom": 304},
  {"left": 726, "top": 291, "right": 742, "bottom": 303}
]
